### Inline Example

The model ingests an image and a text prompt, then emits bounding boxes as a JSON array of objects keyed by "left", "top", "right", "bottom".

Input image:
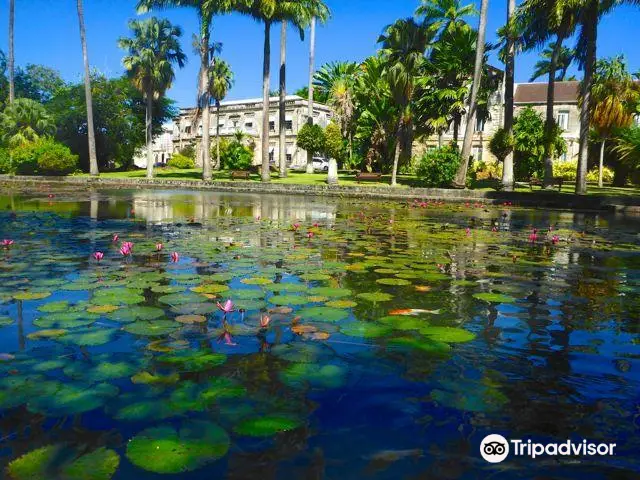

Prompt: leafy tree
[
  {"left": 208, "top": 57, "right": 234, "bottom": 170},
  {"left": 14, "top": 65, "right": 66, "bottom": 103},
  {"left": 512, "top": 106, "right": 566, "bottom": 180},
  {"left": 293, "top": 86, "right": 325, "bottom": 103},
  {"left": 221, "top": 140, "right": 254, "bottom": 170},
  {"left": 49, "top": 74, "right": 177, "bottom": 172},
  {"left": 415, "top": 0, "right": 477, "bottom": 36},
  {"left": 297, "top": 123, "right": 325, "bottom": 158},
  {"left": 379, "top": 18, "right": 433, "bottom": 186},
  {"left": 612, "top": 126, "right": 640, "bottom": 182},
  {"left": 489, "top": 127, "right": 514, "bottom": 163},
  {"left": 0, "top": 51, "right": 8, "bottom": 110},
  {"left": 119, "top": 17, "right": 187, "bottom": 178},
  {"left": 0, "top": 98, "right": 55, "bottom": 147},
  {"left": 529, "top": 45, "right": 575, "bottom": 81},
  {"left": 584, "top": 55, "right": 639, "bottom": 186},
  {"left": 324, "top": 121, "right": 343, "bottom": 183}
]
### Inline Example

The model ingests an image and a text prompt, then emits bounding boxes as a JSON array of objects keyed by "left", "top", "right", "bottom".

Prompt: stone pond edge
[{"left": 1, "top": 175, "right": 639, "bottom": 213}]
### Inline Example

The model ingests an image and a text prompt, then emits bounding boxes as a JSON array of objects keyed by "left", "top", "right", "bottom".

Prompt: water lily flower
[
  {"left": 313, "top": 222, "right": 319, "bottom": 228},
  {"left": 170, "top": 251, "right": 179, "bottom": 263},
  {"left": 260, "top": 314, "right": 271, "bottom": 329},
  {"left": 216, "top": 299, "right": 235, "bottom": 314},
  {"left": 306, "top": 231, "right": 314, "bottom": 239},
  {"left": 491, "top": 226, "right": 498, "bottom": 232},
  {"left": 1, "top": 239, "right": 14, "bottom": 247},
  {"left": 291, "top": 223, "right": 301, "bottom": 231},
  {"left": 465, "top": 227, "right": 471, "bottom": 236},
  {"left": 119, "top": 245, "right": 131, "bottom": 257},
  {"left": 156, "top": 243, "right": 163, "bottom": 251},
  {"left": 112, "top": 234, "right": 119, "bottom": 242},
  {"left": 122, "top": 241, "right": 134, "bottom": 251},
  {"left": 552, "top": 235, "right": 560, "bottom": 245},
  {"left": 48, "top": 194, "right": 55, "bottom": 199},
  {"left": 93, "top": 251, "right": 104, "bottom": 261},
  {"left": 529, "top": 229, "right": 538, "bottom": 243}
]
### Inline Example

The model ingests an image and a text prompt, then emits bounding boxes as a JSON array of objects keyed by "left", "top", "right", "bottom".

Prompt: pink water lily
[
  {"left": 170, "top": 251, "right": 179, "bottom": 263},
  {"left": 465, "top": 227, "right": 471, "bottom": 236},
  {"left": 122, "top": 241, "right": 134, "bottom": 251},
  {"left": 529, "top": 229, "right": 538, "bottom": 243},
  {"left": 313, "top": 222, "right": 319, "bottom": 228},
  {"left": 260, "top": 314, "right": 271, "bottom": 329},
  {"left": 552, "top": 235, "right": 560, "bottom": 245},
  {"left": 306, "top": 231, "right": 314, "bottom": 239},
  {"left": 112, "top": 234, "right": 119, "bottom": 243},
  {"left": 1, "top": 239, "right": 14, "bottom": 247},
  {"left": 93, "top": 251, "right": 104, "bottom": 261},
  {"left": 291, "top": 223, "right": 301, "bottom": 231},
  {"left": 216, "top": 299, "right": 235, "bottom": 314},
  {"left": 119, "top": 246, "right": 131, "bottom": 257},
  {"left": 156, "top": 243, "right": 164, "bottom": 251}
]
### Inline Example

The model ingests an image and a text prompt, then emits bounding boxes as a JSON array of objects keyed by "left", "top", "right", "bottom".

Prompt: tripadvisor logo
[{"left": 480, "top": 434, "right": 616, "bottom": 463}]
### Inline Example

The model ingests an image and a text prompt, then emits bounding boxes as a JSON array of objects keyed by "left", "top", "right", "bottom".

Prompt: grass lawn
[{"left": 76, "top": 168, "right": 640, "bottom": 197}]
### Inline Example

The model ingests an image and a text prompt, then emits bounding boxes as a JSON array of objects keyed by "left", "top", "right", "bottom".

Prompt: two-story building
[
  {"left": 172, "top": 95, "right": 333, "bottom": 169},
  {"left": 416, "top": 80, "right": 581, "bottom": 164}
]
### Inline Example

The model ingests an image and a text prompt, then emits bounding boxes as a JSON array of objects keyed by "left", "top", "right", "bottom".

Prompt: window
[
  {"left": 184, "top": 126, "right": 191, "bottom": 134},
  {"left": 473, "top": 146, "right": 483, "bottom": 161},
  {"left": 269, "top": 121, "right": 275, "bottom": 132},
  {"left": 557, "top": 110, "right": 569, "bottom": 130},
  {"left": 475, "top": 116, "right": 485, "bottom": 132},
  {"left": 286, "top": 153, "right": 292, "bottom": 164},
  {"left": 285, "top": 120, "right": 293, "bottom": 131},
  {"left": 245, "top": 121, "right": 254, "bottom": 130}
]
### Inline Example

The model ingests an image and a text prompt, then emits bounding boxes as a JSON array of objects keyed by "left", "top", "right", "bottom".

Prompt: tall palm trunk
[
  {"left": 200, "top": 23, "right": 213, "bottom": 181},
  {"left": 305, "top": 16, "right": 316, "bottom": 175},
  {"left": 452, "top": 116, "right": 460, "bottom": 146},
  {"left": 216, "top": 102, "right": 221, "bottom": 170},
  {"left": 542, "top": 32, "right": 566, "bottom": 187},
  {"left": 577, "top": 1, "right": 598, "bottom": 195},
  {"left": 145, "top": 88, "right": 154, "bottom": 178},
  {"left": 501, "top": 0, "right": 515, "bottom": 191},
  {"left": 455, "top": 0, "right": 489, "bottom": 187},
  {"left": 279, "top": 21, "right": 287, "bottom": 178},
  {"left": 391, "top": 118, "right": 403, "bottom": 186},
  {"left": 261, "top": 20, "right": 272, "bottom": 183},
  {"left": 77, "top": 0, "right": 99, "bottom": 176},
  {"left": 8, "top": 0, "right": 15, "bottom": 103},
  {"left": 598, "top": 139, "right": 605, "bottom": 187}
]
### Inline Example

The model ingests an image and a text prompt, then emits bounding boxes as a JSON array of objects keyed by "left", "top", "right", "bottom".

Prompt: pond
[{"left": 0, "top": 188, "right": 638, "bottom": 479}]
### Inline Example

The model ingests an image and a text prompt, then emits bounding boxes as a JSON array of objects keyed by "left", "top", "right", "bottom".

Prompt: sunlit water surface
[{"left": 0, "top": 188, "right": 639, "bottom": 479}]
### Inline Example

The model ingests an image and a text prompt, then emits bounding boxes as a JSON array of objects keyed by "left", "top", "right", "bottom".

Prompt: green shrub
[
  {"left": 36, "top": 141, "right": 78, "bottom": 175},
  {"left": 10, "top": 142, "right": 40, "bottom": 175},
  {"left": 474, "top": 160, "right": 503, "bottom": 181},
  {"left": 297, "top": 123, "right": 326, "bottom": 156},
  {"left": 178, "top": 144, "right": 196, "bottom": 160},
  {"left": 416, "top": 146, "right": 461, "bottom": 187},
  {"left": 0, "top": 148, "right": 11, "bottom": 174},
  {"left": 489, "top": 128, "right": 514, "bottom": 163},
  {"left": 222, "top": 141, "right": 254, "bottom": 171},
  {"left": 587, "top": 166, "right": 614, "bottom": 183},
  {"left": 553, "top": 160, "right": 577, "bottom": 181},
  {"left": 167, "top": 153, "right": 195, "bottom": 169}
]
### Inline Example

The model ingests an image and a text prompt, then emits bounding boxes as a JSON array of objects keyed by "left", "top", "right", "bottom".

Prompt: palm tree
[
  {"left": 502, "top": 0, "right": 516, "bottom": 191},
  {"left": 454, "top": 0, "right": 489, "bottom": 187},
  {"left": 136, "top": 0, "right": 240, "bottom": 182},
  {"left": 278, "top": 20, "right": 288, "bottom": 177},
  {"left": 529, "top": 45, "right": 575, "bottom": 81},
  {"left": 119, "top": 17, "right": 187, "bottom": 179},
  {"left": 379, "top": 18, "right": 433, "bottom": 186},
  {"left": 209, "top": 58, "right": 234, "bottom": 170},
  {"left": 8, "top": 0, "right": 15, "bottom": 104},
  {"left": 584, "top": 56, "right": 639, "bottom": 187},
  {"left": 77, "top": 0, "right": 99, "bottom": 176},
  {"left": 0, "top": 98, "right": 56, "bottom": 147},
  {"left": 517, "top": 0, "right": 579, "bottom": 188},
  {"left": 415, "top": 0, "right": 478, "bottom": 36}
]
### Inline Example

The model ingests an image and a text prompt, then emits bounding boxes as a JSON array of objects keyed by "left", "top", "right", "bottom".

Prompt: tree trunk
[
  {"left": 452, "top": 116, "right": 459, "bottom": 146},
  {"left": 438, "top": 131, "right": 443, "bottom": 148},
  {"left": 391, "top": 121, "right": 402, "bottom": 186},
  {"left": 279, "top": 21, "right": 287, "bottom": 178},
  {"left": 77, "top": 0, "right": 99, "bottom": 176},
  {"left": 501, "top": 0, "right": 515, "bottom": 191},
  {"left": 216, "top": 103, "right": 221, "bottom": 170},
  {"left": 598, "top": 139, "right": 605, "bottom": 188},
  {"left": 261, "top": 21, "right": 272, "bottom": 183},
  {"left": 542, "top": 33, "right": 566, "bottom": 188},
  {"left": 200, "top": 21, "right": 212, "bottom": 181},
  {"left": 327, "top": 158, "right": 338, "bottom": 185},
  {"left": 576, "top": 1, "right": 598, "bottom": 195},
  {"left": 145, "top": 88, "right": 154, "bottom": 179},
  {"left": 454, "top": 0, "right": 489, "bottom": 187},
  {"left": 8, "top": 0, "right": 15, "bottom": 104},
  {"left": 305, "top": 16, "right": 316, "bottom": 175}
]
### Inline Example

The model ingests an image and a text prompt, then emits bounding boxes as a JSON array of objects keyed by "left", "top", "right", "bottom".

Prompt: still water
[{"left": 0, "top": 188, "right": 638, "bottom": 479}]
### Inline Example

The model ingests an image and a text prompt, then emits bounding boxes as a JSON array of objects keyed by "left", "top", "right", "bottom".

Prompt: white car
[{"left": 312, "top": 157, "right": 329, "bottom": 172}]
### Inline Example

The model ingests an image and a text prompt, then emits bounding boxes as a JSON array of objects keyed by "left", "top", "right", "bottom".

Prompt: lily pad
[
  {"left": 376, "top": 278, "right": 411, "bottom": 286},
  {"left": 58, "top": 328, "right": 118, "bottom": 346},
  {"left": 109, "top": 306, "right": 164, "bottom": 323},
  {"left": 160, "top": 351, "right": 227, "bottom": 372},
  {"left": 269, "top": 294, "right": 308, "bottom": 306},
  {"left": 86, "top": 305, "right": 119, "bottom": 314},
  {"left": 473, "top": 292, "right": 516, "bottom": 303},
  {"left": 356, "top": 292, "right": 394, "bottom": 302},
  {"left": 325, "top": 299, "right": 357, "bottom": 308},
  {"left": 191, "top": 284, "right": 230, "bottom": 295},
  {"left": 307, "top": 287, "right": 352, "bottom": 298},
  {"left": 27, "top": 382, "right": 118, "bottom": 416},
  {"left": 420, "top": 326, "right": 476, "bottom": 343},
  {"left": 388, "top": 336, "right": 451, "bottom": 354},
  {"left": 0, "top": 315, "right": 14, "bottom": 326},
  {"left": 37, "top": 301, "right": 69, "bottom": 313},
  {"left": 14, "top": 291, "right": 51, "bottom": 301},
  {"left": 240, "top": 277, "right": 273, "bottom": 286},
  {"left": 268, "top": 283, "right": 307, "bottom": 293},
  {"left": 27, "top": 329, "right": 68, "bottom": 340},
  {"left": 340, "top": 322, "right": 392, "bottom": 338},
  {"left": 297, "top": 306, "right": 349, "bottom": 322},
  {"left": 124, "top": 320, "right": 179, "bottom": 337},
  {"left": 131, "top": 371, "right": 180, "bottom": 386},
  {"left": 234, "top": 415, "right": 303, "bottom": 437},
  {"left": 175, "top": 314, "right": 208, "bottom": 324},
  {"left": 126, "top": 421, "right": 230, "bottom": 474}
]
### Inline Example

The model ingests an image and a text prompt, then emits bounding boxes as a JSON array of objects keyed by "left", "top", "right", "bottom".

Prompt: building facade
[
  {"left": 133, "top": 125, "right": 175, "bottom": 169},
  {"left": 417, "top": 81, "right": 581, "bottom": 164},
  {"left": 172, "top": 95, "right": 333, "bottom": 169}
]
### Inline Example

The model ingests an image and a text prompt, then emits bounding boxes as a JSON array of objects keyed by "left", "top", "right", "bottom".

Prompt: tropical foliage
[{"left": 415, "top": 144, "right": 461, "bottom": 187}]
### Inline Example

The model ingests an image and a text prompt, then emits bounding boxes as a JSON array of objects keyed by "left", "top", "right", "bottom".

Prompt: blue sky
[{"left": 1, "top": 0, "right": 639, "bottom": 108}]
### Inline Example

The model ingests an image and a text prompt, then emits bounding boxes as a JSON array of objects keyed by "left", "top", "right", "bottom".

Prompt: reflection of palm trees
[{"left": 16, "top": 299, "right": 24, "bottom": 351}]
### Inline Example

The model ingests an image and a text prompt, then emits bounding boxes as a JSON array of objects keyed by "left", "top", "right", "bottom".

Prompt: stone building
[
  {"left": 172, "top": 95, "right": 333, "bottom": 169},
  {"left": 133, "top": 124, "right": 175, "bottom": 169},
  {"left": 416, "top": 80, "right": 581, "bottom": 164}
]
